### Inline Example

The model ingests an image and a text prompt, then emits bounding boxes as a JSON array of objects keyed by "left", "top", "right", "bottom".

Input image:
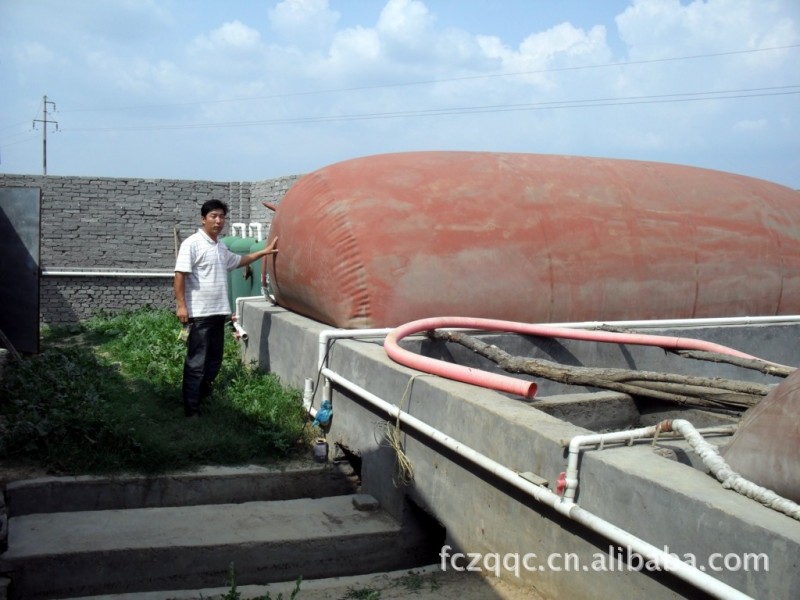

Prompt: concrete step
[
  {"left": 0, "top": 493, "right": 437, "bottom": 600},
  {"left": 5, "top": 462, "right": 356, "bottom": 517}
]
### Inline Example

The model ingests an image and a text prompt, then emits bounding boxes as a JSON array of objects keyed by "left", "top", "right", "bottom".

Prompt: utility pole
[{"left": 33, "top": 95, "right": 58, "bottom": 175}]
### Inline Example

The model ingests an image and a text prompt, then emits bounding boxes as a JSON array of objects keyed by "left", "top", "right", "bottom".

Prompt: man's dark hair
[{"left": 201, "top": 199, "right": 229, "bottom": 217}]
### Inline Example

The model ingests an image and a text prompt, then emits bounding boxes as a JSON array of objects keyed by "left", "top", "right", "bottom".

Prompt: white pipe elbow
[
  {"left": 232, "top": 320, "right": 248, "bottom": 341},
  {"left": 247, "top": 222, "right": 263, "bottom": 241}
]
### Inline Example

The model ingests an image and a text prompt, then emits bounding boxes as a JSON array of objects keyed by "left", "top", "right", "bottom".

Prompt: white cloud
[
  {"left": 616, "top": 0, "right": 798, "bottom": 57},
  {"left": 519, "top": 22, "right": 607, "bottom": 62},
  {"left": 476, "top": 23, "right": 610, "bottom": 91},
  {"left": 210, "top": 21, "right": 262, "bottom": 51},
  {"left": 733, "top": 118, "right": 768, "bottom": 133},
  {"left": 372, "top": 0, "right": 493, "bottom": 72},
  {"left": 13, "top": 41, "right": 55, "bottom": 66},
  {"left": 0, "top": 0, "right": 796, "bottom": 188},
  {"left": 189, "top": 20, "right": 263, "bottom": 55},
  {"left": 328, "top": 27, "right": 382, "bottom": 67},
  {"left": 84, "top": 52, "right": 186, "bottom": 96},
  {"left": 268, "top": 0, "right": 340, "bottom": 49},
  {"left": 376, "top": 0, "right": 435, "bottom": 42},
  {"left": 186, "top": 21, "right": 266, "bottom": 80}
]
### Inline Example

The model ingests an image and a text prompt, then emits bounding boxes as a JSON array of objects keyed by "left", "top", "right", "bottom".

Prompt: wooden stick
[{"left": 430, "top": 329, "right": 775, "bottom": 411}]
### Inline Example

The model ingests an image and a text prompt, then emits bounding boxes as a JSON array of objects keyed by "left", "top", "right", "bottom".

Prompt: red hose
[{"left": 384, "top": 316, "right": 775, "bottom": 399}]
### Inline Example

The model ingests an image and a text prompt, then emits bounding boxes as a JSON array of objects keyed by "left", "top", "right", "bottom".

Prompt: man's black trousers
[{"left": 182, "top": 314, "right": 226, "bottom": 416}]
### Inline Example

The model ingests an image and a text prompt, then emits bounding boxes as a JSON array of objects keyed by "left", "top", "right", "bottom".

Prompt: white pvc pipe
[
  {"left": 302, "top": 378, "right": 316, "bottom": 417},
  {"left": 670, "top": 419, "right": 800, "bottom": 520},
  {"left": 546, "top": 316, "right": 800, "bottom": 329},
  {"left": 247, "top": 222, "right": 263, "bottom": 241},
  {"left": 562, "top": 423, "right": 669, "bottom": 504},
  {"left": 316, "top": 327, "right": 483, "bottom": 406},
  {"left": 235, "top": 296, "right": 266, "bottom": 326},
  {"left": 232, "top": 320, "right": 248, "bottom": 341},
  {"left": 232, "top": 296, "right": 270, "bottom": 344},
  {"left": 319, "top": 329, "right": 395, "bottom": 405},
  {"left": 321, "top": 366, "right": 752, "bottom": 600},
  {"left": 42, "top": 269, "right": 174, "bottom": 278},
  {"left": 563, "top": 419, "right": 800, "bottom": 518},
  {"left": 561, "top": 422, "right": 735, "bottom": 504},
  {"left": 318, "top": 329, "right": 394, "bottom": 371}
]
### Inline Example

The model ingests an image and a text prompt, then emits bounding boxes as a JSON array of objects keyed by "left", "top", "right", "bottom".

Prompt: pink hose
[{"left": 384, "top": 316, "right": 777, "bottom": 399}]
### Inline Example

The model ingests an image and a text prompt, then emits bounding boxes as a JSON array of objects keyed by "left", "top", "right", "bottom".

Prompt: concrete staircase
[{"left": 0, "top": 462, "right": 441, "bottom": 600}]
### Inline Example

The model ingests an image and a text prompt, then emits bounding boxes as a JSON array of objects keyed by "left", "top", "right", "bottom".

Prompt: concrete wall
[
  {"left": 237, "top": 301, "right": 799, "bottom": 600},
  {"left": 0, "top": 173, "right": 301, "bottom": 324}
]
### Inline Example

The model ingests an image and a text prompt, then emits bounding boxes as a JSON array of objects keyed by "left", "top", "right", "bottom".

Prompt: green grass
[
  {"left": 0, "top": 308, "right": 311, "bottom": 475},
  {"left": 220, "top": 563, "right": 303, "bottom": 600}
]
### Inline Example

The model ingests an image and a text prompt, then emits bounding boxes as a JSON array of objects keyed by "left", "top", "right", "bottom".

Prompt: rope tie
[{"left": 379, "top": 374, "right": 428, "bottom": 487}]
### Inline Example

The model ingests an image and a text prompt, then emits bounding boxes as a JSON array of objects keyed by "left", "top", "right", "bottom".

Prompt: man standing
[{"left": 174, "top": 199, "right": 278, "bottom": 417}]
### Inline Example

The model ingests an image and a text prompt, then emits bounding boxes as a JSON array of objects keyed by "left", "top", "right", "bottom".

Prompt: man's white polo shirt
[{"left": 175, "top": 229, "right": 241, "bottom": 318}]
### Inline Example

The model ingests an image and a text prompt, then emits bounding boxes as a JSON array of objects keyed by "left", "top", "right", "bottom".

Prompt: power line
[
  {"left": 0, "top": 130, "right": 39, "bottom": 147},
  {"left": 61, "top": 85, "right": 800, "bottom": 133},
  {"left": 57, "top": 44, "right": 800, "bottom": 113}
]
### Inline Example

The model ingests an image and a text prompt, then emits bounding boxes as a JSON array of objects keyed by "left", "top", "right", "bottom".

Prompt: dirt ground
[
  {"left": 0, "top": 458, "right": 52, "bottom": 489},
  {"left": 230, "top": 566, "right": 549, "bottom": 600},
  {"left": 101, "top": 565, "right": 549, "bottom": 600}
]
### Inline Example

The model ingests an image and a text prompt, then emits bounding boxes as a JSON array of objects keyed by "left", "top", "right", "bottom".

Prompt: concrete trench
[{"left": 235, "top": 302, "right": 800, "bottom": 600}]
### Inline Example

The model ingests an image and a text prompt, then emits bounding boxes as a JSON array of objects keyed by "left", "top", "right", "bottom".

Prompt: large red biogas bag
[
  {"left": 264, "top": 152, "right": 800, "bottom": 329},
  {"left": 721, "top": 369, "right": 800, "bottom": 503}
]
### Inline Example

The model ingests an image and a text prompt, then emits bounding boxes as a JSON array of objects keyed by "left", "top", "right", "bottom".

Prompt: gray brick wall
[{"left": 0, "top": 172, "right": 303, "bottom": 324}]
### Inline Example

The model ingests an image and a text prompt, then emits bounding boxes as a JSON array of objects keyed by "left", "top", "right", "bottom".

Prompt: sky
[{"left": 1, "top": 0, "right": 798, "bottom": 189}]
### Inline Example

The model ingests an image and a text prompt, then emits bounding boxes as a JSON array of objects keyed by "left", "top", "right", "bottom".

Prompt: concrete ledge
[
  {"left": 533, "top": 391, "right": 639, "bottom": 430},
  {"left": 6, "top": 463, "right": 356, "bottom": 517}
]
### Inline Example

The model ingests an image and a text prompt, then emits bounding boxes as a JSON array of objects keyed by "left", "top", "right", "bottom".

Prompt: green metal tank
[
  {"left": 248, "top": 239, "right": 268, "bottom": 297},
  {"left": 221, "top": 236, "right": 256, "bottom": 312}
]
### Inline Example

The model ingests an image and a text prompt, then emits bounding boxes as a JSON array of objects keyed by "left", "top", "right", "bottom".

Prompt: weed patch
[{"left": 0, "top": 308, "right": 309, "bottom": 475}]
